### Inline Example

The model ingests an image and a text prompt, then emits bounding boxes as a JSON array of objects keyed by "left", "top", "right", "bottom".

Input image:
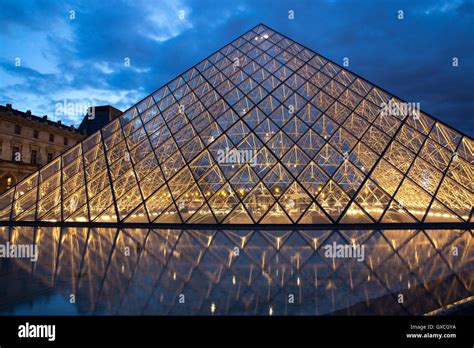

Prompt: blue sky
[{"left": 0, "top": 0, "right": 472, "bottom": 136}]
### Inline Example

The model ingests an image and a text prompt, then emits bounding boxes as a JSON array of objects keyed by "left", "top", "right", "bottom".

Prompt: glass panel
[
  {"left": 370, "top": 159, "right": 404, "bottom": 196},
  {"left": 315, "top": 144, "right": 343, "bottom": 176},
  {"left": 355, "top": 180, "right": 392, "bottom": 222},
  {"left": 243, "top": 182, "right": 275, "bottom": 223},
  {"left": 146, "top": 185, "right": 174, "bottom": 222},
  {"left": 407, "top": 157, "right": 443, "bottom": 195},
  {"left": 361, "top": 126, "right": 390, "bottom": 154},
  {"left": 340, "top": 202, "right": 373, "bottom": 224},
  {"left": 394, "top": 178, "right": 433, "bottom": 222},
  {"left": 63, "top": 187, "right": 88, "bottom": 221},
  {"left": 0, "top": 190, "right": 14, "bottom": 220},
  {"left": 297, "top": 161, "right": 329, "bottom": 198},
  {"left": 267, "top": 131, "right": 293, "bottom": 159},
  {"left": 383, "top": 141, "right": 415, "bottom": 173},
  {"left": 333, "top": 161, "right": 365, "bottom": 197},
  {"left": 435, "top": 176, "right": 472, "bottom": 221},
  {"left": 281, "top": 146, "right": 311, "bottom": 177},
  {"left": 116, "top": 186, "right": 143, "bottom": 221},
  {"left": 278, "top": 181, "right": 312, "bottom": 222},
  {"left": 139, "top": 167, "right": 165, "bottom": 199},
  {"left": 429, "top": 123, "right": 462, "bottom": 152},
  {"left": 262, "top": 163, "right": 293, "bottom": 198},
  {"left": 349, "top": 142, "right": 379, "bottom": 174},
  {"left": 447, "top": 157, "right": 472, "bottom": 191},
  {"left": 207, "top": 183, "right": 239, "bottom": 222},
  {"left": 457, "top": 137, "right": 473, "bottom": 163},
  {"left": 355, "top": 99, "right": 380, "bottom": 122},
  {"left": 316, "top": 180, "right": 350, "bottom": 221},
  {"left": 298, "top": 128, "right": 325, "bottom": 159},
  {"left": 342, "top": 112, "right": 370, "bottom": 139},
  {"left": 229, "top": 165, "right": 260, "bottom": 199},
  {"left": 419, "top": 139, "right": 452, "bottom": 172}
]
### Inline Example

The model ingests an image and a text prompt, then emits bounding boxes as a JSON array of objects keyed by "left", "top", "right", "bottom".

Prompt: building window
[
  {"left": 0, "top": 174, "right": 16, "bottom": 194},
  {"left": 12, "top": 146, "right": 21, "bottom": 162},
  {"left": 47, "top": 152, "right": 54, "bottom": 163},
  {"left": 6, "top": 176, "right": 13, "bottom": 190},
  {"left": 64, "top": 137, "right": 68, "bottom": 146},
  {"left": 31, "top": 149, "right": 38, "bottom": 165},
  {"left": 49, "top": 134, "right": 55, "bottom": 142},
  {"left": 15, "top": 124, "right": 21, "bottom": 135},
  {"left": 34, "top": 130, "right": 39, "bottom": 139}
]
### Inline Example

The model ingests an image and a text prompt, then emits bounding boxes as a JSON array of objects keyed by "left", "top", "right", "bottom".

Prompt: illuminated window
[{"left": 6, "top": 176, "right": 13, "bottom": 190}]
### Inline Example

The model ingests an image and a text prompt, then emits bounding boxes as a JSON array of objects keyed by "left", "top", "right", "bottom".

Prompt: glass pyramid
[{"left": 0, "top": 24, "right": 472, "bottom": 225}]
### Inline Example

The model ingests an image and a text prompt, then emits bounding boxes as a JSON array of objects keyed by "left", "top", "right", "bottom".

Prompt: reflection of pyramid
[
  {"left": 0, "top": 24, "right": 472, "bottom": 225},
  {"left": 2, "top": 227, "right": 472, "bottom": 315}
]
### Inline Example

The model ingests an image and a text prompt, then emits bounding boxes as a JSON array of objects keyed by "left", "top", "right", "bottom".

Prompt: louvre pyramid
[{"left": 0, "top": 24, "right": 472, "bottom": 225}]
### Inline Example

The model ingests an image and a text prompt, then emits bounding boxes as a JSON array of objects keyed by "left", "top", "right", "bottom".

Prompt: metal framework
[{"left": 0, "top": 24, "right": 472, "bottom": 227}]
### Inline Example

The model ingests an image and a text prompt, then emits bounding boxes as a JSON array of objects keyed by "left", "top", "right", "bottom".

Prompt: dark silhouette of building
[{"left": 78, "top": 105, "right": 122, "bottom": 136}]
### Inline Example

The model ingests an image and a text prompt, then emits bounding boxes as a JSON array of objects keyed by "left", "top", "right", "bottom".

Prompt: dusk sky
[{"left": 0, "top": 0, "right": 472, "bottom": 136}]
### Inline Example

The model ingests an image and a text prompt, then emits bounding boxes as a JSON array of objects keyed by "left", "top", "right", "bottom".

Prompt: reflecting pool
[{"left": 0, "top": 227, "right": 472, "bottom": 315}]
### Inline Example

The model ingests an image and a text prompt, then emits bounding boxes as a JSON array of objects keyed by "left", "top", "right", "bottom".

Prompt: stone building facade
[
  {"left": 0, "top": 103, "right": 123, "bottom": 193},
  {"left": 0, "top": 104, "right": 84, "bottom": 193}
]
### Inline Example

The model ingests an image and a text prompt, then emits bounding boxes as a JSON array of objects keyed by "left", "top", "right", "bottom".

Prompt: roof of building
[{"left": 0, "top": 103, "right": 83, "bottom": 135}]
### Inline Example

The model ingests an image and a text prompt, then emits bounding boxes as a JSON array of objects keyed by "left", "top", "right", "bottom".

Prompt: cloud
[
  {"left": 0, "top": 0, "right": 472, "bottom": 137},
  {"left": 141, "top": 0, "right": 193, "bottom": 42}
]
